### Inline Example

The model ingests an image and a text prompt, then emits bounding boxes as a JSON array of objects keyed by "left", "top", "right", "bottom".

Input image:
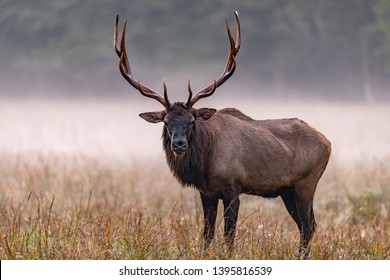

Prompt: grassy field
[{"left": 0, "top": 98, "right": 389, "bottom": 259}]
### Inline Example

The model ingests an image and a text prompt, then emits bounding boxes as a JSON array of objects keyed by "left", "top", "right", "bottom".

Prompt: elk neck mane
[{"left": 162, "top": 121, "right": 214, "bottom": 189}]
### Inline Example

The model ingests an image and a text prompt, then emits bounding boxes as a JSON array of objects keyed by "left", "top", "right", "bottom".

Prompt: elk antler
[
  {"left": 186, "top": 12, "right": 241, "bottom": 108},
  {"left": 114, "top": 16, "right": 171, "bottom": 108}
]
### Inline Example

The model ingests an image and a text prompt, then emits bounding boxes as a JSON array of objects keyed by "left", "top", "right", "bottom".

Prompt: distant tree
[{"left": 0, "top": 0, "right": 389, "bottom": 99}]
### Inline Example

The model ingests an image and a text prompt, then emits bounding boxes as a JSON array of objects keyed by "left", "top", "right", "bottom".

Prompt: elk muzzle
[{"left": 172, "top": 136, "right": 188, "bottom": 154}]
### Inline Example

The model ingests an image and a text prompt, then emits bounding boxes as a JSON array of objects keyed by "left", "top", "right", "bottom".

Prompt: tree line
[{"left": 1, "top": 0, "right": 389, "bottom": 100}]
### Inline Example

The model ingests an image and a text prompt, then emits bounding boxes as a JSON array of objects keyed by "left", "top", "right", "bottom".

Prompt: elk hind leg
[
  {"left": 280, "top": 187, "right": 302, "bottom": 232},
  {"left": 294, "top": 183, "right": 317, "bottom": 259}
]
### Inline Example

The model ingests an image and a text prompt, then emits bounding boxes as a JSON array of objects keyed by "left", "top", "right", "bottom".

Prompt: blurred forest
[{"left": 1, "top": 0, "right": 390, "bottom": 101}]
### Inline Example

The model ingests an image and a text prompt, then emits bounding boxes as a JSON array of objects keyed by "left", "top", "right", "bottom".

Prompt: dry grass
[{"left": 0, "top": 99, "right": 389, "bottom": 259}]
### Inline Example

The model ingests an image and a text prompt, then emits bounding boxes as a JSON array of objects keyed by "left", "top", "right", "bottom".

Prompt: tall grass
[
  {"left": 0, "top": 100, "right": 389, "bottom": 259},
  {"left": 0, "top": 153, "right": 389, "bottom": 259}
]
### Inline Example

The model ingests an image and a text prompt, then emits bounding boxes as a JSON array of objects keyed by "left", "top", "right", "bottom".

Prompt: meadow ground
[{"left": 0, "top": 98, "right": 389, "bottom": 259}]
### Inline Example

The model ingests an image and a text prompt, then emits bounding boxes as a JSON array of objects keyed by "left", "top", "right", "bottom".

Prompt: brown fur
[
  {"left": 158, "top": 105, "right": 331, "bottom": 257},
  {"left": 115, "top": 12, "right": 330, "bottom": 257},
  {"left": 164, "top": 107, "right": 331, "bottom": 198}
]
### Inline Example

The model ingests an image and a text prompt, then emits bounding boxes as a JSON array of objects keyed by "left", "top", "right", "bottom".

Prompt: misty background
[{"left": 1, "top": 0, "right": 390, "bottom": 102}]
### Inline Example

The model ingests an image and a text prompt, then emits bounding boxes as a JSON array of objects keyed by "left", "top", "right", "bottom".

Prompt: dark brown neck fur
[{"left": 162, "top": 121, "right": 214, "bottom": 189}]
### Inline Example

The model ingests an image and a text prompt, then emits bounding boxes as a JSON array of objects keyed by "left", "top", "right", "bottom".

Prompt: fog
[
  {"left": 1, "top": 1, "right": 389, "bottom": 164},
  {"left": 1, "top": 97, "right": 389, "bottom": 166}
]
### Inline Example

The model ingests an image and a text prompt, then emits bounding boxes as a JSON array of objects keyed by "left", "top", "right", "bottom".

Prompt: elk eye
[
  {"left": 190, "top": 119, "right": 195, "bottom": 125},
  {"left": 164, "top": 120, "right": 168, "bottom": 126}
]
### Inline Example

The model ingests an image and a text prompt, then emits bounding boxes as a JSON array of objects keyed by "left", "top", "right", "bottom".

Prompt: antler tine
[
  {"left": 186, "top": 79, "right": 193, "bottom": 107},
  {"left": 115, "top": 16, "right": 171, "bottom": 108},
  {"left": 186, "top": 12, "right": 241, "bottom": 108},
  {"left": 114, "top": 15, "right": 122, "bottom": 57},
  {"left": 163, "top": 79, "right": 170, "bottom": 107}
]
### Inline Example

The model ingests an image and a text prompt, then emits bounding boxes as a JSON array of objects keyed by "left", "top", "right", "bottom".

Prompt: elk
[{"left": 114, "top": 12, "right": 331, "bottom": 258}]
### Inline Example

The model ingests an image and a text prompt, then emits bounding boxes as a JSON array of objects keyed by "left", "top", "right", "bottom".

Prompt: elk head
[{"left": 114, "top": 12, "right": 241, "bottom": 155}]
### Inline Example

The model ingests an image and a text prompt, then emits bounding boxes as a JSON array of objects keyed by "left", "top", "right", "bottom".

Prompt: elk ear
[
  {"left": 194, "top": 108, "right": 217, "bottom": 121},
  {"left": 139, "top": 111, "right": 166, "bottom": 123}
]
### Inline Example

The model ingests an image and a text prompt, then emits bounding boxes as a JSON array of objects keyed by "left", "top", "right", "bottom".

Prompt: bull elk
[{"left": 114, "top": 12, "right": 331, "bottom": 258}]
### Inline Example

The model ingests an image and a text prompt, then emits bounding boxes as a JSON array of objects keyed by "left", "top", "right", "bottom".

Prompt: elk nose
[{"left": 172, "top": 139, "right": 188, "bottom": 154}]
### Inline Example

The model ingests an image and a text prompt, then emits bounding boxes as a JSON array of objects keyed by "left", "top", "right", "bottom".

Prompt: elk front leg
[
  {"left": 200, "top": 193, "right": 218, "bottom": 249},
  {"left": 223, "top": 196, "right": 240, "bottom": 252}
]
